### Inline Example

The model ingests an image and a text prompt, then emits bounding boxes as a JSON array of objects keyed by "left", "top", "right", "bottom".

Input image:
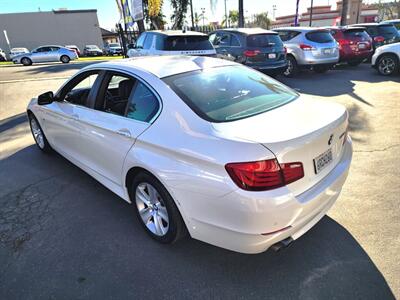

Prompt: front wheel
[
  {"left": 60, "top": 55, "right": 70, "bottom": 63},
  {"left": 377, "top": 54, "right": 398, "bottom": 76},
  {"left": 131, "top": 172, "right": 187, "bottom": 244},
  {"left": 21, "top": 57, "right": 32, "bottom": 66},
  {"left": 28, "top": 113, "right": 52, "bottom": 153}
]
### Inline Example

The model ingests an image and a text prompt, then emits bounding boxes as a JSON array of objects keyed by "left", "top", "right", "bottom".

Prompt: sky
[{"left": 0, "top": 0, "right": 388, "bottom": 30}]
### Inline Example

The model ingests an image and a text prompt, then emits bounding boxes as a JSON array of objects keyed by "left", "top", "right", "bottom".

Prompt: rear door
[
  {"left": 75, "top": 71, "right": 161, "bottom": 184},
  {"left": 31, "top": 46, "right": 51, "bottom": 62}
]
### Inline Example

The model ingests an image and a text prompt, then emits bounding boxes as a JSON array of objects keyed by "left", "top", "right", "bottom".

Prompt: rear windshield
[
  {"left": 378, "top": 25, "right": 399, "bottom": 35},
  {"left": 344, "top": 29, "right": 370, "bottom": 39},
  {"left": 163, "top": 65, "right": 298, "bottom": 123},
  {"left": 109, "top": 43, "right": 121, "bottom": 47},
  {"left": 246, "top": 34, "right": 283, "bottom": 47},
  {"left": 306, "top": 31, "right": 334, "bottom": 43},
  {"left": 164, "top": 36, "right": 214, "bottom": 51}
]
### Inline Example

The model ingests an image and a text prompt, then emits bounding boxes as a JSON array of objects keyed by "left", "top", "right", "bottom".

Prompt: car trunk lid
[{"left": 212, "top": 96, "right": 348, "bottom": 195}]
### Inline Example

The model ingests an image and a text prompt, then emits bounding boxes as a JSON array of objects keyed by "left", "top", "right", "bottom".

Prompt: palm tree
[
  {"left": 228, "top": 10, "right": 239, "bottom": 27},
  {"left": 170, "top": 0, "right": 189, "bottom": 29}
]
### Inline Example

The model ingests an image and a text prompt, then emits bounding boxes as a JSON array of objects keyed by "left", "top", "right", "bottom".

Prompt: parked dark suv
[
  {"left": 327, "top": 26, "right": 373, "bottom": 66},
  {"left": 349, "top": 23, "right": 400, "bottom": 51},
  {"left": 209, "top": 28, "right": 287, "bottom": 75}
]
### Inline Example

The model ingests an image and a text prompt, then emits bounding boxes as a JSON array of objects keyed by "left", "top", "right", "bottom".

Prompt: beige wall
[{"left": 0, "top": 10, "right": 103, "bottom": 55}]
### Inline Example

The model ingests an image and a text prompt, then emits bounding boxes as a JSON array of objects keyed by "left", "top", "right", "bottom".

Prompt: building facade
[
  {"left": 0, "top": 9, "right": 103, "bottom": 55},
  {"left": 272, "top": 1, "right": 379, "bottom": 28}
]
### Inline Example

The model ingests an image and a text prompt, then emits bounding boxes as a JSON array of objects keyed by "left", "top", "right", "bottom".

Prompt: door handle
[{"left": 116, "top": 129, "right": 131, "bottom": 138}]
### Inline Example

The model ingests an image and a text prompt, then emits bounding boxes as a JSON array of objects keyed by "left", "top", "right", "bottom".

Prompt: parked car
[
  {"left": 12, "top": 45, "right": 77, "bottom": 66},
  {"left": 327, "top": 26, "right": 373, "bottom": 66},
  {"left": 372, "top": 42, "right": 400, "bottom": 75},
  {"left": 9, "top": 47, "right": 29, "bottom": 59},
  {"left": 381, "top": 19, "right": 400, "bottom": 33},
  {"left": 208, "top": 28, "right": 287, "bottom": 76},
  {"left": 27, "top": 56, "right": 352, "bottom": 254},
  {"left": 127, "top": 30, "right": 216, "bottom": 58},
  {"left": 349, "top": 23, "right": 400, "bottom": 51},
  {"left": 65, "top": 45, "right": 81, "bottom": 56},
  {"left": 0, "top": 48, "right": 6, "bottom": 61},
  {"left": 274, "top": 27, "right": 339, "bottom": 77},
  {"left": 104, "top": 43, "right": 123, "bottom": 56},
  {"left": 83, "top": 45, "right": 103, "bottom": 56}
]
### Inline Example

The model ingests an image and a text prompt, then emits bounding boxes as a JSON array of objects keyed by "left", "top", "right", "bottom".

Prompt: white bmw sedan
[{"left": 27, "top": 56, "right": 352, "bottom": 254}]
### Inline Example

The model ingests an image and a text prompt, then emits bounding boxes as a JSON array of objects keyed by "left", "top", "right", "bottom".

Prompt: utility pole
[
  {"left": 309, "top": 0, "right": 314, "bottom": 26},
  {"left": 341, "top": 0, "right": 349, "bottom": 26},
  {"left": 224, "top": 0, "right": 228, "bottom": 28},
  {"left": 201, "top": 7, "right": 206, "bottom": 27},
  {"left": 238, "top": 0, "right": 244, "bottom": 27},
  {"left": 273, "top": 5, "right": 277, "bottom": 20},
  {"left": 190, "top": 0, "right": 194, "bottom": 29}
]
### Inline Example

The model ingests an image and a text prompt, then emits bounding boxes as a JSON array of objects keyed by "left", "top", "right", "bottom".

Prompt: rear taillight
[
  {"left": 338, "top": 39, "right": 351, "bottom": 47},
  {"left": 243, "top": 50, "right": 260, "bottom": 57},
  {"left": 299, "top": 43, "right": 315, "bottom": 51},
  {"left": 225, "top": 159, "right": 304, "bottom": 191},
  {"left": 374, "top": 36, "right": 385, "bottom": 43}
]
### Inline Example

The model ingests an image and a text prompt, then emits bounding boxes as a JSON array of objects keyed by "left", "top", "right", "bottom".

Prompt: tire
[
  {"left": 377, "top": 54, "right": 399, "bottom": 76},
  {"left": 283, "top": 56, "right": 298, "bottom": 77},
  {"left": 60, "top": 55, "right": 70, "bottom": 63},
  {"left": 348, "top": 60, "right": 363, "bottom": 67},
  {"left": 28, "top": 113, "right": 52, "bottom": 153},
  {"left": 21, "top": 57, "right": 32, "bottom": 66},
  {"left": 313, "top": 65, "right": 329, "bottom": 73},
  {"left": 130, "top": 171, "right": 187, "bottom": 244}
]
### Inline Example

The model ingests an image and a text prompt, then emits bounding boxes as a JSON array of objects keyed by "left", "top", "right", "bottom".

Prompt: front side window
[
  {"left": 164, "top": 65, "right": 298, "bottom": 122},
  {"left": 61, "top": 72, "right": 99, "bottom": 106},
  {"left": 136, "top": 33, "right": 146, "bottom": 49},
  {"left": 217, "top": 33, "right": 231, "bottom": 46}
]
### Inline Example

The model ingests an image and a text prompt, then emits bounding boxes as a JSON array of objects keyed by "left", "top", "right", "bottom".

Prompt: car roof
[
  {"left": 351, "top": 23, "right": 393, "bottom": 27},
  {"left": 36, "top": 45, "right": 64, "bottom": 48},
  {"left": 323, "top": 26, "right": 366, "bottom": 31},
  {"left": 83, "top": 56, "right": 236, "bottom": 79},
  {"left": 148, "top": 30, "right": 207, "bottom": 36},
  {"left": 274, "top": 26, "right": 329, "bottom": 32},
  {"left": 217, "top": 27, "right": 277, "bottom": 35},
  {"left": 381, "top": 19, "right": 400, "bottom": 23}
]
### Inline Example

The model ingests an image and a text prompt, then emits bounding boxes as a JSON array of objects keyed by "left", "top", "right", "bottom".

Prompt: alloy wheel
[
  {"left": 135, "top": 182, "right": 169, "bottom": 236},
  {"left": 378, "top": 57, "right": 396, "bottom": 75},
  {"left": 30, "top": 117, "right": 45, "bottom": 149}
]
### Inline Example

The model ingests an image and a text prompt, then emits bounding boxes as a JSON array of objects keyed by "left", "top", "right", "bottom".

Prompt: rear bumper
[
  {"left": 297, "top": 52, "right": 339, "bottom": 66},
  {"left": 246, "top": 61, "right": 288, "bottom": 73},
  {"left": 177, "top": 137, "right": 353, "bottom": 254},
  {"left": 339, "top": 49, "right": 372, "bottom": 62}
]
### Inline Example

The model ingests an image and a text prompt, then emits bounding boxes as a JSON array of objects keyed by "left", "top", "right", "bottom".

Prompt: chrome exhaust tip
[{"left": 270, "top": 237, "right": 294, "bottom": 252}]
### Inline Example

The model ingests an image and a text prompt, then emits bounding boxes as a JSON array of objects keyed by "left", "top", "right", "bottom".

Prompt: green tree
[
  {"left": 170, "top": 0, "right": 189, "bottom": 29},
  {"left": 228, "top": 10, "right": 239, "bottom": 26},
  {"left": 251, "top": 12, "right": 271, "bottom": 29}
]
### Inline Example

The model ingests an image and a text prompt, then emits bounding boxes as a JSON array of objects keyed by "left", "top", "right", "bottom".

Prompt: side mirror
[{"left": 38, "top": 91, "right": 54, "bottom": 105}]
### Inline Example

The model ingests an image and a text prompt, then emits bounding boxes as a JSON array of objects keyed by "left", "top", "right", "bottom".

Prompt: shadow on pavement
[
  {"left": 279, "top": 64, "right": 400, "bottom": 107},
  {"left": 0, "top": 113, "right": 27, "bottom": 132},
  {"left": 0, "top": 144, "right": 395, "bottom": 299}
]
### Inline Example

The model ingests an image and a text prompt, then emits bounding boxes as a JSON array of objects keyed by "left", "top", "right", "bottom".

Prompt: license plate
[
  {"left": 358, "top": 43, "right": 366, "bottom": 49},
  {"left": 313, "top": 148, "right": 333, "bottom": 174},
  {"left": 323, "top": 48, "right": 332, "bottom": 54},
  {"left": 268, "top": 53, "right": 276, "bottom": 59}
]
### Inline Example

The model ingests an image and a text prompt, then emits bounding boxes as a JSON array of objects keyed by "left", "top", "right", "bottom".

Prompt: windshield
[
  {"left": 247, "top": 34, "right": 283, "bottom": 48},
  {"left": 306, "top": 31, "right": 335, "bottom": 43},
  {"left": 163, "top": 65, "right": 298, "bottom": 122},
  {"left": 164, "top": 36, "right": 214, "bottom": 51}
]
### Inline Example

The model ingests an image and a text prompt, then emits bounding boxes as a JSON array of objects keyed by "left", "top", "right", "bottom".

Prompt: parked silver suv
[{"left": 274, "top": 27, "right": 339, "bottom": 77}]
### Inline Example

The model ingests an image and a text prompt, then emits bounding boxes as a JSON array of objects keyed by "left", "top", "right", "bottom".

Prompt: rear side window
[
  {"left": 163, "top": 65, "right": 298, "bottom": 123},
  {"left": 305, "top": 31, "right": 334, "bottom": 43},
  {"left": 164, "top": 36, "right": 213, "bottom": 51},
  {"left": 366, "top": 27, "right": 379, "bottom": 36},
  {"left": 247, "top": 34, "right": 283, "bottom": 47},
  {"left": 126, "top": 82, "right": 159, "bottom": 122},
  {"left": 277, "top": 30, "right": 300, "bottom": 41}
]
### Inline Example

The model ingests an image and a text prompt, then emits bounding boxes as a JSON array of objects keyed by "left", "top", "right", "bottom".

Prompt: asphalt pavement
[{"left": 0, "top": 62, "right": 399, "bottom": 299}]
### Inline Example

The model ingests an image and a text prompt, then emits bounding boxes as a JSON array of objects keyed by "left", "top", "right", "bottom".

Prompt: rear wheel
[
  {"left": 313, "top": 65, "right": 329, "bottom": 73},
  {"left": 60, "top": 55, "right": 70, "bottom": 63},
  {"left": 283, "top": 56, "right": 298, "bottom": 77},
  {"left": 377, "top": 54, "right": 398, "bottom": 76},
  {"left": 130, "top": 172, "right": 187, "bottom": 244},
  {"left": 28, "top": 113, "right": 52, "bottom": 153},
  {"left": 21, "top": 57, "right": 32, "bottom": 66}
]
